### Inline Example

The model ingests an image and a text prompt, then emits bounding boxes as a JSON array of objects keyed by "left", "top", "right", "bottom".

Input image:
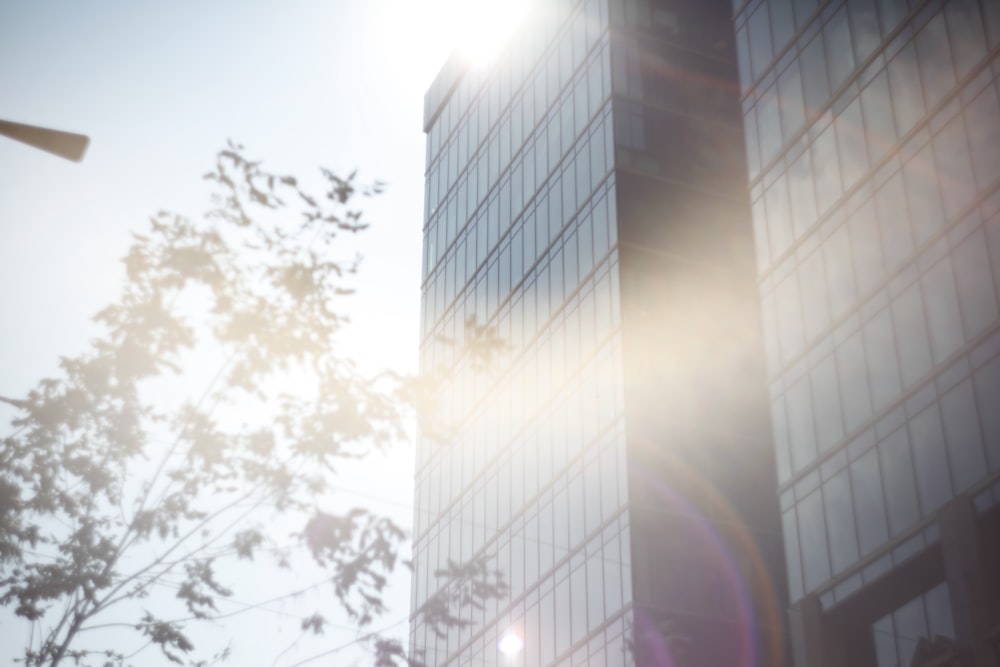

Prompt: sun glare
[{"left": 454, "top": 0, "right": 530, "bottom": 67}]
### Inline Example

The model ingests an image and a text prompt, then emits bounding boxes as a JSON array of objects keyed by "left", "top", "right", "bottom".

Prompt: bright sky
[{"left": 0, "top": 1, "right": 520, "bottom": 664}]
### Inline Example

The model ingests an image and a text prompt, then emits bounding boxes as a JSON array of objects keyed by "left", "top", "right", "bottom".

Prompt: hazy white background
[{"left": 0, "top": 1, "right": 505, "bottom": 663}]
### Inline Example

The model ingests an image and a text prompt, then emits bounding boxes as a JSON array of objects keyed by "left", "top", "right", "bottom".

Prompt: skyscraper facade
[
  {"left": 412, "top": 1, "right": 786, "bottom": 665},
  {"left": 732, "top": 0, "right": 1000, "bottom": 663}
]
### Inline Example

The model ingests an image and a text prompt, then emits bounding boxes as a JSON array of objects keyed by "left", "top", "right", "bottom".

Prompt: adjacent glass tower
[
  {"left": 732, "top": 0, "right": 1000, "bottom": 663},
  {"left": 412, "top": 1, "right": 785, "bottom": 665}
]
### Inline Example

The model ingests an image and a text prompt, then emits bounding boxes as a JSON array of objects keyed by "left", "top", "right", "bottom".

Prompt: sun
[{"left": 452, "top": 0, "right": 530, "bottom": 67}]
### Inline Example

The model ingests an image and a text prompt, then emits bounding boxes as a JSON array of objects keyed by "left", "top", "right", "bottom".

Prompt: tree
[{"left": 0, "top": 143, "right": 506, "bottom": 666}]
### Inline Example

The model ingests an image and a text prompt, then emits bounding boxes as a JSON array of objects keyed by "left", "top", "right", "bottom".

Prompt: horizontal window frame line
[
  {"left": 763, "top": 178, "right": 1000, "bottom": 387},
  {"left": 774, "top": 317, "right": 1000, "bottom": 497},
  {"left": 746, "top": 20, "right": 1000, "bottom": 209}
]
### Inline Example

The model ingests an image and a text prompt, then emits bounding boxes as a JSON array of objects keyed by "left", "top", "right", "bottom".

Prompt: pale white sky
[{"left": 0, "top": 1, "right": 510, "bottom": 664}]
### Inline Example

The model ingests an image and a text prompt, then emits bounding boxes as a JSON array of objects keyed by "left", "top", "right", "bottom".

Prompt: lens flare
[{"left": 498, "top": 631, "right": 523, "bottom": 655}]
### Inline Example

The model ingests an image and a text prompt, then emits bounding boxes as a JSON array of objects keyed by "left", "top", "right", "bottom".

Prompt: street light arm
[{"left": 0, "top": 119, "right": 89, "bottom": 162}]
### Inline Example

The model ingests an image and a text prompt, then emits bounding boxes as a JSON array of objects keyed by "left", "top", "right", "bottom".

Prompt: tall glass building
[
  {"left": 732, "top": 0, "right": 1000, "bottom": 663},
  {"left": 411, "top": 1, "right": 786, "bottom": 665}
]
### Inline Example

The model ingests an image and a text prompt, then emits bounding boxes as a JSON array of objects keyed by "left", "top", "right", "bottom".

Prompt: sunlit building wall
[
  {"left": 732, "top": 0, "right": 1000, "bottom": 663},
  {"left": 411, "top": 1, "right": 786, "bottom": 665}
]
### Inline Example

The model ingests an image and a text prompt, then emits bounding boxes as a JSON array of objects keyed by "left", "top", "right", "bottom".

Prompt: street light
[{"left": 0, "top": 119, "right": 89, "bottom": 162}]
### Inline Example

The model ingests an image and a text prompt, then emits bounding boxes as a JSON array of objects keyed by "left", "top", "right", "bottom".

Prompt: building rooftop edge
[{"left": 423, "top": 50, "right": 467, "bottom": 133}]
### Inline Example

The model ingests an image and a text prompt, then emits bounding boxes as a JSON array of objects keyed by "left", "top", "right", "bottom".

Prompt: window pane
[
  {"left": 824, "top": 468, "right": 859, "bottom": 573},
  {"left": 887, "top": 43, "right": 925, "bottom": 136},
  {"left": 915, "top": 12, "right": 956, "bottom": 110},
  {"left": 778, "top": 60, "right": 806, "bottom": 142},
  {"left": 933, "top": 116, "right": 976, "bottom": 222},
  {"left": 964, "top": 86, "right": 1000, "bottom": 193},
  {"left": 800, "top": 247, "right": 830, "bottom": 342},
  {"left": 824, "top": 223, "right": 858, "bottom": 319},
  {"left": 974, "top": 354, "right": 1000, "bottom": 471},
  {"left": 837, "top": 331, "right": 873, "bottom": 432},
  {"left": 893, "top": 594, "right": 929, "bottom": 665},
  {"left": 864, "top": 307, "right": 901, "bottom": 412},
  {"left": 788, "top": 149, "right": 818, "bottom": 236},
  {"left": 748, "top": 2, "right": 774, "bottom": 81},
  {"left": 811, "top": 353, "right": 844, "bottom": 451},
  {"left": 860, "top": 71, "right": 897, "bottom": 164},
  {"left": 922, "top": 257, "right": 965, "bottom": 364},
  {"left": 878, "top": 427, "right": 920, "bottom": 536},
  {"left": 909, "top": 403, "right": 953, "bottom": 515},
  {"left": 824, "top": 5, "right": 855, "bottom": 91},
  {"left": 812, "top": 123, "right": 842, "bottom": 215},
  {"left": 766, "top": 175, "right": 793, "bottom": 258},
  {"left": 940, "top": 379, "right": 986, "bottom": 492},
  {"left": 783, "top": 509, "right": 804, "bottom": 601},
  {"left": 953, "top": 229, "right": 999, "bottom": 338},
  {"left": 891, "top": 282, "right": 933, "bottom": 388},
  {"left": 849, "top": 0, "right": 881, "bottom": 64},
  {"left": 837, "top": 98, "right": 869, "bottom": 191},
  {"left": 851, "top": 447, "right": 889, "bottom": 555},
  {"left": 787, "top": 378, "right": 817, "bottom": 472},
  {"left": 797, "top": 490, "right": 831, "bottom": 592},
  {"left": 875, "top": 170, "right": 913, "bottom": 271},
  {"left": 801, "top": 33, "right": 831, "bottom": 113},
  {"left": 849, "top": 198, "right": 884, "bottom": 296}
]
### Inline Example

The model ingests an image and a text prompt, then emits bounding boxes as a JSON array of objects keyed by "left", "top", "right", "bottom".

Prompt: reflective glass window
[
  {"left": 778, "top": 60, "right": 806, "bottom": 143},
  {"left": 940, "top": 379, "right": 987, "bottom": 492},
  {"left": 849, "top": 0, "right": 881, "bottom": 64},
  {"left": 932, "top": 115, "right": 976, "bottom": 222},
  {"left": 915, "top": 12, "right": 956, "bottom": 110},
  {"left": 765, "top": 175, "right": 793, "bottom": 258},
  {"left": 860, "top": 71, "right": 896, "bottom": 164},
  {"left": 788, "top": 148, "right": 818, "bottom": 236},
  {"left": 837, "top": 98, "right": 869, "bottom": 191},
  {"left": 974, "top": 354, "right": 1000, "bottom": 471},
  {"left": 812, "top": 122, "right": 842, "bottom": 215},
  {"left": 800, "top": 247, "right": 830, "bottom": 343},
  {"left": 793, "top": 0, "right": 819, "bottom": 30},
  {"left": 786, "top": 377, "right": 817, "bottom": 471},
  {"left": 797, "top": 489, "right": 831, "bottom": 591},
  {"left": 782, "top": 509, "right": 804, "bottom": 600},
  {"left": 903, "top": 143, "right": 944, "bottom": 246},
  {"left": 945, "top": 0, "right": 987, "bottom": 78},
  {"left": 748, "top": 2, "right": 774, "bottom": 81},
  {"left": 799, "top": 34, "right": 830, "bottom": 115},
  {"left": 758, "top": 84, "right": 784, "bottom": 166},
  {"left": 824, "top": 468, "right": 859, "bottom": 573},
  {"left": 953, "top": 229, "right": 999, "bottom": 339},
  {"left": 824, "top": 224, "right": 858, "bottom": 319},
  {"left": 922, "top": 257, "right": 964, "bottom": 364},
  {"left": 863, "top": 307, "right": 901, "bottom": 412},
  {"left": 909, "top": 403, "right": 952, "bottom": 514},
  {"left": 770, "top": 0, "right": 795, "bottom": 52},
  {"left": 875, "top": 171, "right": 913, "bottom": 272},
  {"left": 775, "top": 271, "right": 805, "bottom": 363},
  {"left": 887, "top": 43, "right": 925, "bottom": 136},
  {"left": 811, "top": 353, "right": 844, "bottom": 451},
  {"left": 964, "top": 85, "right": 1000, "bottom": 193},
  {"left": 891, "top": 281, "right": 932, "bottom": 388},
  {"left": 824, "top": 5, "right": 855, "bottom": 92},
  {"left": 837, "top": 331, "right": 873, "bottom": 432},
  {"left": 849, "top": 199, "right": 884, "bottom": 296},
  {"left": 878, "top": 426, "right": 920, "bottom": 536},
  {"left": 851, "top": 447, "right": 888, "bottom": 555}
]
